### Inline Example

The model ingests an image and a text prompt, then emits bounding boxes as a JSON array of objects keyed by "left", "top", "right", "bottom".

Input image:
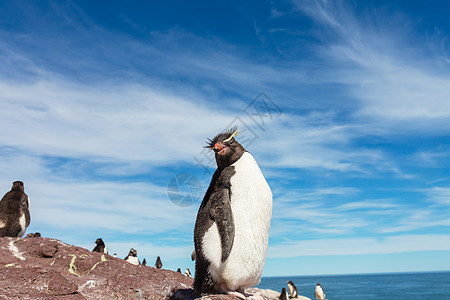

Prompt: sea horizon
[{"left": 261, "top": 269, "right": 450, "bottom": 279}]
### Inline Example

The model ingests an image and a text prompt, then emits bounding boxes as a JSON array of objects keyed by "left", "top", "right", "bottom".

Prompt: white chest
[
  {"left": 315, "top": 287, "right": 325, "bottom": 300},
  {"left": 126, "top": 256, "right": 139, "bottom": 265},
  {"left": 18, "top": 213, "right": 27, "bottom": 237}
]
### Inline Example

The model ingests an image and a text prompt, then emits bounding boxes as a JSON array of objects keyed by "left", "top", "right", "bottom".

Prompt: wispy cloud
[
  {"left": 292, "top": 0, "right": 450, "bottom": 132},
  {"left": 1, "top": 1, "right": 450, "bottom": 276},
  {"left": 425, "top": 187, "right": 450, "bottom": 206},
  {"left": 0, "top": 79, "right": 234, "bottom": 164},
  {"left": 268, "top": 234, "right": 450, "bottom": 257}
]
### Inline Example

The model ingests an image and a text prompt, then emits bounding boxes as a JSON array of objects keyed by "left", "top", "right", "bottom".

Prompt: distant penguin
[
  {"left": 124, "top": 248, "right": 140, "bottom": 265},
  {"left": 92, "top": 238, "right": 108, "bottom": 254},
  {"left": 0, "top": 181, "right": 31, "bottom": 237},
  {"left": 113, "top": 253, "right": 117, "bottom": 258},
  {"left": 142, "top": 258, "right": 147, "bottom": 266},
  {"left": 287, "top": 280, "right": 298, "bottom": 298},
  {"left": 184, "top": 268, "right": 192, "bottom": 277},
  {"left": 279, "top": 288, "right": 288, "bottom": 300},
  {"left": 193, "top": 128, "right": 273, "bottom": 298},
  {"left": 177, "top": 268, "right": 182, "bottom": 273},
  {"left": 26, "top": 232, "right": 41, "bottom": 238},
  {"left": 155, "top": 256, "right": 162, "bottom": 269},
  {"left": 315, "top": 283, "right": 326, "bottom": 300}
]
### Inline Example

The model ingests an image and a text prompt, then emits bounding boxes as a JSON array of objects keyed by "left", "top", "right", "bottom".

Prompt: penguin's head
[
  {"left": 206, "top": 127, "right": 246, "bottom": 168},
  {"left": 11, "top": 181, "right": 24, "bottom": 192},
  {"left": 95, "top": 238, "right": 104, "bottom": 245},
  {"left": 129, "top": 248, "right": 137, "bottom": 257}
]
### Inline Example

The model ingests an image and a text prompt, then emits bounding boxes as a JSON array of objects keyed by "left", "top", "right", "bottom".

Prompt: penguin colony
[{"left": 0, "top": 130, "right": 329, "bottom": 299}]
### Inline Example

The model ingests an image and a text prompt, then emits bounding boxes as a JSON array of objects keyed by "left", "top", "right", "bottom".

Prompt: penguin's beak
[{"left": 214, "top": 143, "right": 227, "bottom": 154}]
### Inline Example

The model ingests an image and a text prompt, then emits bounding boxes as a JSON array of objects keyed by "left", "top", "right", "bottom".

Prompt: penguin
[
  {"left": 92, "top": 238, "right": 108, "bottom": 254},
  {"left": 185, "top": 268, "right": 192, "bottom": 277},
  {"left": 0, "top": 181, "right": 31, "bottom": 237},
  {"left": 279, "top": 288, "right": 288, "bottom": 300},
  {"left": 177, "top": 268, "right": 182, "bottom": 273},
  {"left": 142, "top": 258, "right": 147, "bottom": 266},
  {"left": 155, "top": 256, "right": 162, "bottom": 269},
  {"left": 193, "top": 128, "right": 273, "bottom": 299},
  {"left": 314, "top": 283, "right": 326, "bottom": 300},
  {"left": 26, "top": 232, "right": 41, "bottom": 238},
  {"left": 287, "top": 280, "right": 298, "bottom": 298},
  {"left": 113, "top": 253, "right": 117, "bottom": 258},
  {"left": 124, "top": 248, "right": 140, "bottom": 265}
]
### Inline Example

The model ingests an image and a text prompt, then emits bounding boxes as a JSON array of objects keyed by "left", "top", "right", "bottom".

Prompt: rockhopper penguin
[
  {"left": 155, "top": 256, "right": 163, "bottom": 269},
  {"left": 124, "top": 248, "right": 140, "bottom": 265},
  {"left": 315, "top": 283, "right": 326, "bottom": 300},
  {"left": 193, "top": 128, "right": 273, "bottom": 299},
  {"left": 280, "top": 288, "right": 288, "bottom": 300},
  {"left": 0, "top": 181, "right": 30, "bottom": 237},
  {"left": 92, "top": 238, "right": 108, "bottom": 254},
  {"left": 287, "top": 280, "right": 298, "bottom": 298}
]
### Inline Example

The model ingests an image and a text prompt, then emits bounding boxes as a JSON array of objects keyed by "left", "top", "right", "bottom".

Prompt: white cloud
[
  {"left": 425, "top": 187, "right": 450, "bottom": 206},
  {"left": 0, "top": 79, "right": 233, "bottom": 164},
  {"left": 252, "top": 114, "right": 392, "bottom": 174},
  {"left": 292, "top": 0, "right": 450, "bottom": 132},
  {"left": 268, "top": 234, "right": 450, "bottom": 257},
  {"left": 1, "top": 1, "right": 449, "bottom": 270},
  {"left": 336, "top": 200, "right": 397, "bottom": 211}
]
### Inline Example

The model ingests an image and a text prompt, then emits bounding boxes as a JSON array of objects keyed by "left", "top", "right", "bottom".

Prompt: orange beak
[{"left": 214, "top": 143, "right": 227, "bottom": 154}]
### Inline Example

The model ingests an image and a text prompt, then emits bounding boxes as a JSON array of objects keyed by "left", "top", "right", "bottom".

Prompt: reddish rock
[{"left": 0, "top": 237, "right": 277, "bottom": 299}]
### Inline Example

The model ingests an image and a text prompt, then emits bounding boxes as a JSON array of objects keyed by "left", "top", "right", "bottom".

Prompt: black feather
[{"left": 204, "top": 127, "right": 238, "bottom": 149}]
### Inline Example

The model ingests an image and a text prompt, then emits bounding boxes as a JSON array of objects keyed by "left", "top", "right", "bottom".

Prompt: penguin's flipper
[{"left": 210, "top": 187, "right": 235, "bottom": 263}]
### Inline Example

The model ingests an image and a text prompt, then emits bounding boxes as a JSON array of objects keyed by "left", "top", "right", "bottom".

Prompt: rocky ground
[{"left": 0, "top": 236, "right": 299, "bottom": 300}]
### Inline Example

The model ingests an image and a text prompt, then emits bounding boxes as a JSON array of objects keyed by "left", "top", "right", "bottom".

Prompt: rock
[
  {"left": 0, "top": 237, "right": 294, "bottom": 299},
  {"left": 0, "top": 237, "right": 193, "bottom": 299},
  {"left": 245, "top": 287, "right": 280, "bottom": 299},
  {"left": 0, "top": 267, "right": 82, "bottom": 299}
]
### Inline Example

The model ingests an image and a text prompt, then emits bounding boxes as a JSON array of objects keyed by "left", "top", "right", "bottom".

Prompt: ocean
[{"left": 257, "top": 271, "right": 450, "bottom": 300}]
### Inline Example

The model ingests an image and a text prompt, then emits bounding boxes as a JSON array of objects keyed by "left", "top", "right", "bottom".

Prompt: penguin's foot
[
  {"left": 226, "top": 291, "right": 247, "bottom": 299},
  {"left": 226, "top": 290, "right": 264, "bottom": 300},
  {"left": 220, "top": 284, "right": 264, "bottom": 300},
  {"left": 245, "top": 295, "right": 264, "bottom": 300}
]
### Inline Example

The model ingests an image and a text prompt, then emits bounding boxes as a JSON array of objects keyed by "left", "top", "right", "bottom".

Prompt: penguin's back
[{"left": 0, "top": 186, "right": 30, "bottom": 237}]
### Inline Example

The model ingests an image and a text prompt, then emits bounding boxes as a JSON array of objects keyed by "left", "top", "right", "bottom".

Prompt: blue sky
[{"left": 1, "top": 0, "right": 450, "bottom": 276}]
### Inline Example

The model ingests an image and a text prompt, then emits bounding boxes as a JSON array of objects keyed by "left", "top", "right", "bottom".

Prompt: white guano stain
[{"left": 8, "top": 239, "right": 25, "bottom": 261}]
